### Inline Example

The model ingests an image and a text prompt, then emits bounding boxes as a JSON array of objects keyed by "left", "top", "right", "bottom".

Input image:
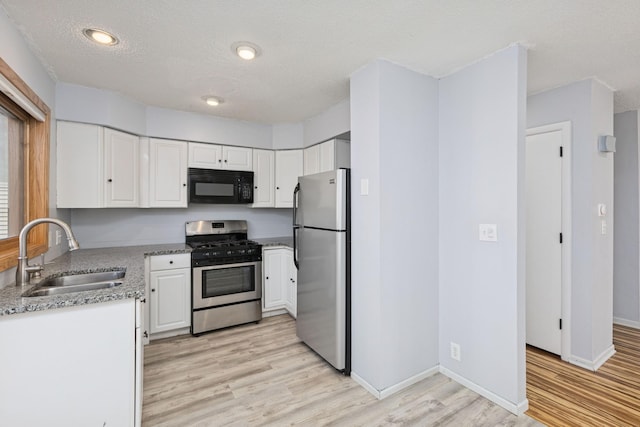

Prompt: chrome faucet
[{"left": 16, "top": 218, "right": 80, "bottom": 286}]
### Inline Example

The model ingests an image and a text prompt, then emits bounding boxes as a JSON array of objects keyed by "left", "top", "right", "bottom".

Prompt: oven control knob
[{"left": 227, "top": 250, "right": 233, "bottom": 255}]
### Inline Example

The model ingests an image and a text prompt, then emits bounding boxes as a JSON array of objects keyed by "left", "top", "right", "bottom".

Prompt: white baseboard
[
  {"left": 614, "top": 317, "right": 640, "bottom": 329},
  {"left": 149, "top": 327, "right": 190, "bottom": 341},
  {"left": 351, "top": 366, "right": 440, "bottom": 400},
  {"left": 569, "top": 344, "right": 616, "bottom": 371},
  {"left": 439, "top": 367, "right": 529, "bottom": 416},
  {"left": 262, "top": 308, "right": 287, "bottom": 318}
]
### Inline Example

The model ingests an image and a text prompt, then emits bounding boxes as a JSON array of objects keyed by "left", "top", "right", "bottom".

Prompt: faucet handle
[{"left": 27, "top": 255, "right": 45, "bottom": 278}]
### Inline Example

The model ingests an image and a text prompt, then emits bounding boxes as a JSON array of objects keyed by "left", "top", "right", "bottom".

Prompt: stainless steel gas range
[{"left": 186, "top": 220, "right": 262, "bottom": 335}]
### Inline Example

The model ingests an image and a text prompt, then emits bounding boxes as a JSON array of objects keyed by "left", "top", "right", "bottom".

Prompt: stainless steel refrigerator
[{"left": 293, "top": 168, "right": 350, "bottom": 375}]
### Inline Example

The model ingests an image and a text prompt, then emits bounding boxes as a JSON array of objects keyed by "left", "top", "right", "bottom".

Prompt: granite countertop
[
  {"left": 0, "top": 243, "right": 190, "bottom": 316},
  {"left": 255, "top": 236, "right": 293, "bottom": 248}
]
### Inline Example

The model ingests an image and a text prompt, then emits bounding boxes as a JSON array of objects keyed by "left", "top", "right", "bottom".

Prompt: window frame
[{"left": 0, "top": 57, "right": 50, "bottom": 271}]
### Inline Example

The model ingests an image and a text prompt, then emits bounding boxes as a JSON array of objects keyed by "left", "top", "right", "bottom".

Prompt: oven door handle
[{"left": 293, "top": 226, "right": 299, "bottom": 270}]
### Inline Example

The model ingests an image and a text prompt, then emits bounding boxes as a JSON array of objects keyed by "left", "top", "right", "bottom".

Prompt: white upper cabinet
[
  {"left": 275, "top": 150, "right": 303, "bottom": 208},
  {"left": 104, "top": 128, "right": 140, "bottom": 207},
  {"left": 57, "top": 122, "right": 140, "bottom": 208},
  {"left": 222, "top": 145, "right": 253, "bottom": 170},
  {"left": 188, "top": 142, "right": 252, "bottom": 171},
  {"left": 188, "top": 142, "right": 222, "bottom": 169},
  {"left": 303, "top": 144, "right": 320, "bottom": 176},
  {"left": 57, "top": 121, "right": 104, "bottom": 208},
  {"left": 251, "top": 149, "right": 275, "bottom": 208},
  {"left": 149, "top": 138, "right": 188, "bottom": 207},
  {"left": 303, "top": 139, "right": 350, "bottom": 176}
]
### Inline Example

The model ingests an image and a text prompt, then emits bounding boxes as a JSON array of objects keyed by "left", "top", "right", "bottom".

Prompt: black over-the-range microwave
[{"left": 188, "top": 168, "right": 254, "bottom": 204}]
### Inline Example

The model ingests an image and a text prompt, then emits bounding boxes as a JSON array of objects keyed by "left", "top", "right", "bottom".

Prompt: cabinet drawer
[{"left": 149, "top": 253, "right": 190, "bottom": 271}]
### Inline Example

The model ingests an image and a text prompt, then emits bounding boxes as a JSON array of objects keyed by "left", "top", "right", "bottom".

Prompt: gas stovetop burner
[{"left": 188, "top": 239, "right": 260, "bottom": 250}]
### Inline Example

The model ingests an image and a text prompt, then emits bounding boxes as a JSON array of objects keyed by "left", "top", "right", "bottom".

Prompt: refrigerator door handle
[
  {"left": 293, "top": 226, "right": 299, "bottom": 269},
  {"left": 292, "top": 182, "right": 300, "bottom": 226}
]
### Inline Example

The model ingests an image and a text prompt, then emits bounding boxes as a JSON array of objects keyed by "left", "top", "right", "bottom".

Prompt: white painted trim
[
  {"left": 379, "top": 366, "right": 440, "bottom": 399},
  {"left": 526, "top": 121, "right": 572, "bottom": 362},
  {"left": 0, "top": 71, "right": 46, "bottom": 122},
  {"left": 261, "top": 308, "right": 287, "bottom": 318},
  {"left": 569, "top": 345, "right": 616, "bottom": 371},
  {"left": 149, "top": 327, "right": 190, "bottom": 341},
  {"left": 614, "top": 317, "right": 640, "bottom": 329},
  {"left": 351, "top": 371, "right": 381, "bottom": 399},
  {"left": 439, "top": 367, "right": 529, "bottom": 416},
  {"left": 351, "top": 366, "right": 440, "bottom": 400}
]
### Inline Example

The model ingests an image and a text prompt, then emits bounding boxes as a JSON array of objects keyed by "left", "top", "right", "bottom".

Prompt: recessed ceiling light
[
  {"left": 204, "top": 96, "right": 224, "bottom": 106},
  {"left": 231, "top": 42, "right": 261, "bottom": 60},
  {"left": 83, "top": 28, "right": 119, "bottom": 46}
]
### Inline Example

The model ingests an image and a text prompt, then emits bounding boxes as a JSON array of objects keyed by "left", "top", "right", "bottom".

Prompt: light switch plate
[
  {"left": 479, "top": 224, "right": 498, "bottom": 242},
  {"left": 360, "top": 178, "right": 369, "bottom": 196}
]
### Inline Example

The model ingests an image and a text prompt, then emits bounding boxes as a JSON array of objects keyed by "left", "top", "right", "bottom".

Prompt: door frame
[{"left": 526, "top": 121, "right": 572, "bottom": 361}]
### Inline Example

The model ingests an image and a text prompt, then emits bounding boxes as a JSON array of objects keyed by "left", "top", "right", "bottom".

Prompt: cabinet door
[
  {"left": 251, "top": 149, "right": 275, "bottom": 208},
  {"left": 222, "top": 146, "right": 253, "bottom": 171},
  {"left": 188, "top": 142, "right": 223, "bottom": 169},
  {"left": 284, "top": 249, "right": 297, "bottom": 318},
  {"left": 0, "top": 300, "right": 136, "bottom": 426},
  {"left": 149, "top": 268, "right": 191, "bottom": 333},
  {"left": 303, "top": 144, "right": 320, "bottom": 176},
  {"left": 319, "top": 139, "right": 336, "bottom": 173},
  {"left": 149, "top": 138, "right": 188, "bottom": 207},
  {"left": 104, "top": 128, "right": 140, "bottom": 207},
  {"left": 56, "top": 121, "right": 104, "bottom": 208},
  {"left": 275, "top": 150, "right": 303, "bottom": 208},
  {"left": 263, "top": 249, "right": 286, "bottom": 310}
]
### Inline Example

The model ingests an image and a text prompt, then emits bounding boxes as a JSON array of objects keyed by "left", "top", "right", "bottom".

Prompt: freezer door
[
  {"left": 298, "top": 169, "right": 347, "bottom": 231},
  {"left": 296, "top": 227, "right": 347, "bottom": 370}
]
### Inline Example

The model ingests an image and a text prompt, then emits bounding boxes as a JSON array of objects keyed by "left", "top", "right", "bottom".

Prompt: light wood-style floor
[
  {"left": 143, "top": 315, "right": 540, "bottom": 426},
  {"left": 526, "top": 324, "right": 640, "bottom": 426}
]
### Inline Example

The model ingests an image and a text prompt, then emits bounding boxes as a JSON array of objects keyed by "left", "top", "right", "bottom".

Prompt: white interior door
[{"left": 526, "top": 130, "right": 563, "bottom": 355}]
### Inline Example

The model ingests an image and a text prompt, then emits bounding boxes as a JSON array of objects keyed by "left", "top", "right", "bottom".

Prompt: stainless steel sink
[{"left": 21, "top": 269, "right": 126, "bottom": 297}]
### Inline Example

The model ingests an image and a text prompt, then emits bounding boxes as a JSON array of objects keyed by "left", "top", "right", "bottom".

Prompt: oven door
[{"left": 193, "top": 261, "right": 262, "bottom": 309}]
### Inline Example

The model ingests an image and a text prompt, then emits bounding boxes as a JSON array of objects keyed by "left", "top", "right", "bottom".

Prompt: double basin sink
[{"left": 21, "top": 269, "right": 125, "bottom": 297}]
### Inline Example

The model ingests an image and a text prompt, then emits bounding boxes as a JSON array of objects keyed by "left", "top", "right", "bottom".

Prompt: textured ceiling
[{"left": 1, "top": 0, "right": 640, "bottom": 124}]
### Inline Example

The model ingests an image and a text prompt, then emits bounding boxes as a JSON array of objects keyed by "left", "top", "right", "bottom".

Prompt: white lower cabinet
[
  {"left": 263, "top": 247, "right": 296, "bottom": 317},
  {"left": 0, "top": 299, "right": 142, "bottom": 426},
  {"left": 147, "top": 253, "right": 191, "bottom": 337},
  {"left": 284, "top": 249, "right": 297, "bottom": 318}
]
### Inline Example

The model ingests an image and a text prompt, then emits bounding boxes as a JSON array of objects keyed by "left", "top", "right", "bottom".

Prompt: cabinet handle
[
  {"left": 254, "top": 186, "right": 258, "bottom": 189},
  {"left": 151, "top": 288, "right": 156, "bottom": 292},
  {"left": 218, "top": 159, "right": 222, "bottom": 163},
  {"left": 107, "top": 179, "right": 113, "bottom": 183},
  {"left": 183, "top": 183, "right": 186, "bottom": 187},
  {"left": 169, "top": 260, "right": 173, "bottom": 264},
  {"left": 276, "top": 186, "right": 280, "bottom": 190},
  {"left": 266, "top": 276, "right": 269, "bottom": 280}
]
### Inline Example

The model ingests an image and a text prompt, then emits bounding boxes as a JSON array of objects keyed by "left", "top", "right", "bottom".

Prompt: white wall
[
  {"left": 70, "top": 206, "right": 292, "bottom": 248},
  {"left": 350, "top": 59, "right": 439, "bottom": 392},
  {"left": 304, "top": 98, "right": 350, "bottom": 147},
  {"left": 0, "top": 6, "right": 68, "bottom": 288},
  {"left": 528, "top": 80, "right": 614, "bottom": 364},
  {"left": 272, "top": 123, "right": 304, "bottom": 149},
  {"left": 438, "top": 45, "right": 527, "bottom": 409},
  {"left": 613, "top": 111, "right": 640, "bottom": 325}
]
